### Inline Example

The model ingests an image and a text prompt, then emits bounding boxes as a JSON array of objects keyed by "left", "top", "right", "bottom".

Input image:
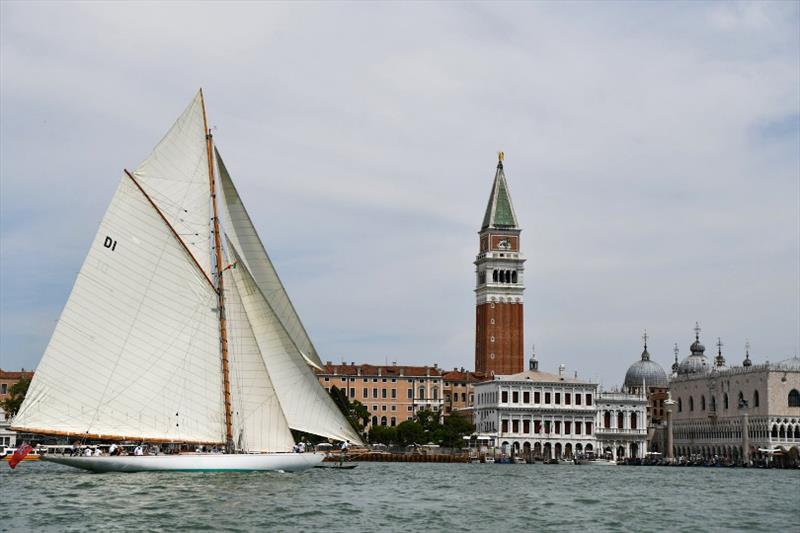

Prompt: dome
[
  {"left": 625, "top": 353, "right": 669, "bottom": 389},
  {"left": 678, "top": 354, "right": 710, "bottom": 375},
  {"left": 776, "top": 356, "right": 800, "bottom": 371},
  {"left": 690, "top": 339, "right": 706, "bottom": 355}
]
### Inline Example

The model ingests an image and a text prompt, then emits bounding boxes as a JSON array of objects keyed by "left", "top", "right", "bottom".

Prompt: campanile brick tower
[{"left": 475, "top": 153, "right": 525, "bottom": 377}]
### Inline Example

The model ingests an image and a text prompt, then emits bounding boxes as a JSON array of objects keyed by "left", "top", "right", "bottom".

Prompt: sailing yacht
[{"left": 10, "top": 90, "right": 362, "bottom": 472}]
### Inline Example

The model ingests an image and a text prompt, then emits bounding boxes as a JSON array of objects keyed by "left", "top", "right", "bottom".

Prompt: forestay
[{"left": 13, "top": 176, "right": 226, "bottom": 443}]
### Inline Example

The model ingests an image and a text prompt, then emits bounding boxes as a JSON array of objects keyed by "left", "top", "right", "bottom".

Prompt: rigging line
[{"left": 125, "top": 170, "right": 215, "bottom": 291}]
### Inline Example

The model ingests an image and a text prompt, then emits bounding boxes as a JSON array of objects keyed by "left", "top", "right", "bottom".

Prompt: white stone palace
[
  {"left": 472, "top": 352, "right": 646, "bottom": 460},
  {"left": 668, "top": 325, "right": 800, "bottom": 464}
]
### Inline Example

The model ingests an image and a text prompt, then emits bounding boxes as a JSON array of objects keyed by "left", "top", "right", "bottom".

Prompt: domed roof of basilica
[
  {"left": 624, "top": 348, "right": 669, "bottom": 389},
  {"left": 677, "top": 323, "right": 711, "bottom": 376},
  {"left": 776, "top": 356, "right": 800, "bottom": 371}
]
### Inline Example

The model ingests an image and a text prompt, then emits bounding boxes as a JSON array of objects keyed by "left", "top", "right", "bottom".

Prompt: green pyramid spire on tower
[{"left": 481, "top": 152, "right": 519, "bottom": 230}]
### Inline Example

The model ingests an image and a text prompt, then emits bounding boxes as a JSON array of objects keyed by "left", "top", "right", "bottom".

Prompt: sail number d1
[{"left": 104, "top": 236, "right": 118, "bottom": 251}]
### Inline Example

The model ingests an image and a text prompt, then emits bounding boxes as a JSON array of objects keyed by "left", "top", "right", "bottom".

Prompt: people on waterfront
[
  {"left": 298, "top": 441, "right": 306, "bottom": 453},
  {"left": 93, "top": 447, "right": 102, "bottom": 456},
  {"left": 134, "top": 445, "right": 144, "bottom": 456},
  {"left": 108, "top": 443, "right": 118, "bottom": 456},
  {"left": 83, "top": 447, "right": 93, "bottom": 456}
]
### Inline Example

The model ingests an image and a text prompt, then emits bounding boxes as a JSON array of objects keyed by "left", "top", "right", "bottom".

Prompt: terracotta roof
[
  {"left": 489, "top": 369, "right": 592, "bottom": 385},
  {"left": 0, "top": 370, "right": 34, "bottom": 380},
  {"left": 317, "top": 363, "right": 443, "bottom": 378},
  {"left": 441, "top": 370, "right": 481, "bottom": 383}
]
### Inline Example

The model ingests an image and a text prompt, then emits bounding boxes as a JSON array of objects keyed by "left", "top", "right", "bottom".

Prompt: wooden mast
[{"left": 200, "top": 88, "right": 234, "bottom": 451}]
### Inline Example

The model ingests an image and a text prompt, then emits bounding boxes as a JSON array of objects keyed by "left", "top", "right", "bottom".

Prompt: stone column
[
  {"left": 742, "top": 410, "right": 750, "bottom": 466},
  {"left": 665, "top": 396, "right": 676, "bottom": 461}
]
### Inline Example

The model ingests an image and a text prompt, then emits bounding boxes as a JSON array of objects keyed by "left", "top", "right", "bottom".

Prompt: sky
[{"left": 1, "top": 1, "right": 798, "bottom": 387}]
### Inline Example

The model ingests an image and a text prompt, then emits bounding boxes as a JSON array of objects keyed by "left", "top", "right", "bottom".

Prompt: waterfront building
[
  {"left": 472, "top": 353, "right": 598, "bottom": 460},
  {"left": 474, "top": 153, "right": 525, "bottom": 377},
  {"left": 595, "top": 389, "right": 648, "bottom": 460},
  {"left": 0, "top": 369, "right": 34, "bottom": 448},
  {"left": 442, "top": 369, "right": 479, "bottom": 416},
  {"left": 316, "top": 363, "right": 444, "bottom": 428},
  {"left": 669, "top": 325, "right": 800, "bottom": 464}
]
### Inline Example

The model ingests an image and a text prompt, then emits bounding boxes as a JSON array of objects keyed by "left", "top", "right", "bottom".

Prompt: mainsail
[
  {"left": 13, "top": 175, "right": 225, "bottom": 443},
  {"left": 13, "top": 90, "right": 363, "bottom": 449}
]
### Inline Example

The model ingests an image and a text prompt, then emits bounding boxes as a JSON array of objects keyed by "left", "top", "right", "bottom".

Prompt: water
[{"left": 2, "top": 461, "right": 798, "bottom": 532}]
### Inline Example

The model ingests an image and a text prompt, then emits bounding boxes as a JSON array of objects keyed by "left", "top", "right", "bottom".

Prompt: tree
[
  {"left": 437, "top": 412, "right": 475, "bottom": 448},
  {"left": 368, "top": 424, "right": 397, "bottom": 445},
  {"left": 396, "top": 420, "right": 424, "bottom": 446},
  {"left": 1, "top": 375, "right": 30, "bottom": 417}
]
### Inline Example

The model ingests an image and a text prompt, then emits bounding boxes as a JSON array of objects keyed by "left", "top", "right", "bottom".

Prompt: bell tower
[{"left": 474, "top": 152, "right": 525, "bottom": 377}]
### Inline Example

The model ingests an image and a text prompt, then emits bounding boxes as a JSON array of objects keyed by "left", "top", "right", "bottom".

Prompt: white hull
[{"left": 43, "top": 453, "right": 324, "bottom": 473}]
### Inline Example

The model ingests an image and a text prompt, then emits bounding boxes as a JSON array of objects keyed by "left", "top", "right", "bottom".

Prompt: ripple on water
[{"left": 2, "top": 462, "right": 799, "bottom": 532}]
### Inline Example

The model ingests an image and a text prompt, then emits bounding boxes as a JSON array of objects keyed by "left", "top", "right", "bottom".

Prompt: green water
[{"left": 2, "top": 461, "right": 798, "bottom": 532}]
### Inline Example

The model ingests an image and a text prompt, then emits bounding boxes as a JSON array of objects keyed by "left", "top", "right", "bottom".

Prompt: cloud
[{"left": 1, "top": 1, "right": 798, "bottom": 385}]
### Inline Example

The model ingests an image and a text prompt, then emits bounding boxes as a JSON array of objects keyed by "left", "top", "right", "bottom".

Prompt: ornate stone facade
[{"left": 668, "top": 329, "right": 800, "bottom": 464}]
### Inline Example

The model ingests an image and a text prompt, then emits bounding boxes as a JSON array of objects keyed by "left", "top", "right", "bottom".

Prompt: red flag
[{"left": 8, "top": 442, "right": 33, "bottom": 469}]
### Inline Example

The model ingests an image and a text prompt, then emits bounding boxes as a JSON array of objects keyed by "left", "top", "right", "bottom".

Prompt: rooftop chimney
[{"left": 558, "top": 364, "right": 566, "bottom": 380}]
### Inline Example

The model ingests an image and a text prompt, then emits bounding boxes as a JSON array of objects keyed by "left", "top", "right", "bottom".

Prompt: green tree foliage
[
  {"left": 1, "top": 375, "right": 30, "bottom": 417},
  {"left": 368, "top": 424, "right": 397, "bottom": 444},
  {"left": 437, "top": 412, "right": 475, "bottom": 448},
  {"left": 396, "top": 420, "right": 424, "bottom": 446}
]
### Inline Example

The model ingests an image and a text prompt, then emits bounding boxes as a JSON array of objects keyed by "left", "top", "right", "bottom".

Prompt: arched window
[
  {"left": 789, "top": 389, "right": 800, "bottom": 407},
  {"left": 418, "top": 387, "right": 425, "bottom": 399},
  {"left": 617, "top": 412, "right": 624, "bottom": 429},
  {"left": 631, "top": 413, "right": 637, "bottom": 429},
  {"left": 711, "top": 396, "right": 716, "bottom": 411},
  {"left": 390, "top": 417, "right": 396, "bottom": 427},
  {"left": 771, "top": 425, "right": 778, "bottom": 438},
  {"left": 678, "top": 398, "right": 682, "bottom": 412},
  {"left": 689, "top": 396, "right": 694, "bottom": 411},
  {"left": 779, "top": 426, "right": 785, "bottom": 439},
  {"left": 723, "top": 393, "right": 729, "bottom": 410},
  {"left": 604, "top": 411, "right": 611, "bottom": 428},
  {"left": 380, "top": 416, "right": 387, "bottom": 426},
  {"left": 701, "top": 396, "right": 706, "bottom": 411},
  {"left": 492, "top": 270, "right": 498, "bottom": 282},
  {"left": 371, "top": 416, "right": 378, "bottom": 427},
  {"left": 512, "top": 271, "right": 518, "bottom": 283},
  {"left": 738, "top": 391, "right": 744, "bottom": 408},
  {"left": 433, "top": 388, "right": 438, "bottom": 400},
  {"left": 505, "top": 270, "right": 511, "bottom": 283},
  {"left": 753, "top": 390, "right": 759, "bottom": 407}
]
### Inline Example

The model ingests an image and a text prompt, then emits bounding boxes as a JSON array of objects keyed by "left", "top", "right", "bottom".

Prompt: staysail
[
  {"left": 216, "top": 150, "right": 322, "bottom": 367},
  {"left": 226, "top": 241, "right": 363, "bottom": 444},
  {"left": 13, "top": 175, "right": 225, "bottom": 443},
  {"left": 225, "top": 267, "right": 295, "bottom": 452}
]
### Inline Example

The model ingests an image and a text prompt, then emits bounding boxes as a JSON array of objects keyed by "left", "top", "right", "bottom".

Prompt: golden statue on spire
[{"left": 498, "top": 151, "right": 505, "bottom": 162}]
